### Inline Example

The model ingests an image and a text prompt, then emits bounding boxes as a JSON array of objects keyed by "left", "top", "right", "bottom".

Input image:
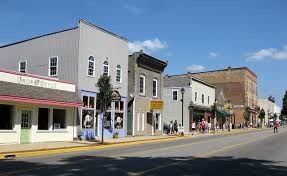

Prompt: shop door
[
  {"left": 20, "top": 110, "right": 32, "bottom": 144},
  {"left": 147, "top": 112, "right": 153, "bottom": 135}
]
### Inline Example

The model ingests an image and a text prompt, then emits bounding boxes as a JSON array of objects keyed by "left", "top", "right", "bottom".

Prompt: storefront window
[
  {"left": 0, "top": 104, "right": 13, "bottom": 130},
  {"left": 38, "top": 108, "right": 49, "bottom": 130},
  {"left": 115, "top": 101, "right": 124, "bottom": 111},
  {"left": 53, "top": 109, "right": 66, "bottom": 129},
  {"left": 104, "top": 112, "right": 111, "bottom": 129},
  {"left": 114, "top": 113, "right": 123, "bottom": 129},
  {"left": 82, "top": 110, "right": 94, "bottom": 129}
]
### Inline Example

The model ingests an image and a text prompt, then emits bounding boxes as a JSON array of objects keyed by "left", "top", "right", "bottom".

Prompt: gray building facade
[
  {"left": 0, "top": 19, "right": 129, "bottom": 139},
  {"left": 127, "top": 51, "right": 167, "bottom": 136}
]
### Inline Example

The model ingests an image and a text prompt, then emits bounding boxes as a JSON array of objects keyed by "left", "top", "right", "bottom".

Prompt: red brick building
[{"left": 190, "top": 67, "right": 258, "bottom": 126}]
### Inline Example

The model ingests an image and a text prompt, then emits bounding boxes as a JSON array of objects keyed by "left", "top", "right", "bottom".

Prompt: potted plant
[{"left": 113, "top": 132, "right": 119, "bottom": 139}]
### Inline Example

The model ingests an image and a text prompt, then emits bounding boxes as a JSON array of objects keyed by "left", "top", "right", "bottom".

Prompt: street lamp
[{"left": 180, "top": 87, "right": 185, "bottom": 126}]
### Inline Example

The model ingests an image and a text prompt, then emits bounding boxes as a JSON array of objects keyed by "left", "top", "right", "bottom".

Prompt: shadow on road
[{"left": 1, "top": 155, "right": 287, "bottom": 176}]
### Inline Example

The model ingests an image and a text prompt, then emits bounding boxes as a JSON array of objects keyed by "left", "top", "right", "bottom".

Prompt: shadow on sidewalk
[{"left": 1, "top": 154, "right": 287, "bottom": 176}]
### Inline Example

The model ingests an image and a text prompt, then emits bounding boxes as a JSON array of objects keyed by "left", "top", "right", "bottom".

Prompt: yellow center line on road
[{"left": 129, "top": 132, "right": 276, "bottom": 176}]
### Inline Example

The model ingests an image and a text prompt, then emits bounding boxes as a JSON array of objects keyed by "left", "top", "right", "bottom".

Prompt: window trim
[
  {"left": 153, "top": 79, "right": 158, "bottom": 98},
  {"left": 172, "top": 90, "right": 178, "bottom": 101},
  {"left": 102, "top": 61, "right": 110, "bottom": 77},
  {"left": 115, "top": 65, "right": 122, "bottom": 83},
  {"left": 48, "top": 56, "right": 58, "bottom": 77},
  {"left": 139, "top": 75, "right": 146, "bottom": 95},
  {"left": 19, "top": 60, "right": 27, "bottom": 73},
  {"left": 87, "top": 55, "right": 95, "bottom": 77}
]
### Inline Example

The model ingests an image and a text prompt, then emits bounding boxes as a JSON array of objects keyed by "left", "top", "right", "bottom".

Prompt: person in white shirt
[{"left": 191, "top": 122, "right": 196, "bottom": 135}]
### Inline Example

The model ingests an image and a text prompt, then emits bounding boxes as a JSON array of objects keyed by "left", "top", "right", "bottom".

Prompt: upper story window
[
  {"left": 208, "top": 96, "right": 210, "bottom": 104},
  {"left": 88, "top": 56, "right": 95, "bottom": 77},
  {"left": 172, "top": 90, "right": 178, "bottom": 101},
  {"left": 19, "top": 60, "right": 27, "bottom": 73},
  {"left": 195, "top": 92, "right": 198, "bottom": 102},
  {"left": 153, "top": 79, "right": 158, "bottom": 98},
  {"left": 49, "top": 57, "right": 58, "bottom": 76},
  {"left": 116, "top": 65, "right": 122, "bottom": 83},
  {"left": 103, "top": 61, "right": 109, "bottom": 77},
  {"left": 202, "top": 94, "right": 204, "bottom": 104},
  {"left": 139, "top": 75, "right": 145, "bottom": 95}
]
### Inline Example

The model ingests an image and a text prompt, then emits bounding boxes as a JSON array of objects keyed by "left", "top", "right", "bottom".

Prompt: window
[
  {"left": 38, "top": 108, "right": 49, "bottom": 130},
  {"left": 195, "top": 92, "right": 198, "bottom": 102},
  {"left": 82, "top": 110, "right": 94, "bottom": 129},
  {"left": 202, "top": 94, "right": 204, "bottom": 104},
  {"left": 49, "top": 57, "right": 58, "bottom": 76},
  {"left": 155, "top": 113, "right": 161, "bottom": 130},
  {"left": 87, "top": 56, "right": 95, "bottom": 76},
  {"left": 116, "top": 65, "right": 122, "bottom": 83},
  {"left": 172, "top": 90, "right": 178, "bottom": 101},
  {"left": 83, "top": 96, "right": 95, "bottom": 108},
  {"left": 153, "top": 79, "right": 158, "bottom": 98},
  {"left": 103, "top": 112, "right": 111, "bottom": 129},
  {"left": 208, "top": 96, "right": 210, "bottom": 105},
  {"left": 139, "top": 75, "right": 145, "bottom": 95},
  {"left": 19, "top": 61, "right": 27, "bottom": 73},
  {"left": 53, "top": 109, "right": 66, "bottom": 129},
  {"left": 142, "top": 113, "right": 145, "bottom": 131},
  {"left": 115, "top": 113, "right": 123, "bottom": 129},
  {"left": 103, "top": 61, "right": 109, "bottom": 77},
  {"left": 115, "top": 101, "right": 124, "bottom": 111},
  {"left": 0, "top": 104, "right": 13, "bottom": 130}
]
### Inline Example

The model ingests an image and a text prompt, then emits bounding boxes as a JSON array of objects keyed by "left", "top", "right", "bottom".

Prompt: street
[{"left": 1, "top": 128, "right": 287, "bottom": 176}]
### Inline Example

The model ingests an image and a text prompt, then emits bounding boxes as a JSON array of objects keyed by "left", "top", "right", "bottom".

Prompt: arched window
[
  {"left": 87, "top": 56, "right": 95, "bottom": 76},
  {"left": 116, "top": 65, "right": 122, "bottom": 83},
  {"left": 103, "top": 61, "right": 109, "bottom": 77}
]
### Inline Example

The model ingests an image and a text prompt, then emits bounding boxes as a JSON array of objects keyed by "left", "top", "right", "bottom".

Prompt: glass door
[{"left": 20, "top": 110, "right": 32, "bottom": 144}]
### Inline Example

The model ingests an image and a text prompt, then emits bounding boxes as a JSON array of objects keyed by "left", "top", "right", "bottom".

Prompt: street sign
[{"left": 150, "top": 100, "right": 163, "bottom": 110}]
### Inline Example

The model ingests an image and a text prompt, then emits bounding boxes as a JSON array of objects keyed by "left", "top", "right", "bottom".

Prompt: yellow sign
[{"left": 150, "top": 100, "right": 163, "bottom": 110}]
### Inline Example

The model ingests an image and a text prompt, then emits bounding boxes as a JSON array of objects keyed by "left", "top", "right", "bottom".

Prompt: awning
[
  {"left": 0, "top": 81, "right": 82, "bottom": 107},
  {"left": 216, "top": 110, "right": 231, "bottom": 118}
]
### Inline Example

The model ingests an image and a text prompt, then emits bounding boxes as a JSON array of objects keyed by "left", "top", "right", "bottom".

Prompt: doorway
[{"left": 20, "top": 110, "right": 32, "bottom": 144}]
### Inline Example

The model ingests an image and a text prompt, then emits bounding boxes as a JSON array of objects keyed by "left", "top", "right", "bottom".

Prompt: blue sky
[{"left": 1, "top": 0, "right": 287, "bottom": 106}]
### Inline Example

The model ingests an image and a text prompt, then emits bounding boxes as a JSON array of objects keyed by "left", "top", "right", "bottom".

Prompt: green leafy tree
[
  {"left": 281, "top": 90, "right": 287, "bottom": 120},
  {"left": 273, "top": 113, "right": 278, "bottom": 120},
  {"left": 258, "top": 108, "right": 265, "bottom": 127},
  {"left": 96, "top": 75, "right": 113, "bottom": 143},
  {"left": 244, "top": 106, "right": 251, "bottom": 128}
]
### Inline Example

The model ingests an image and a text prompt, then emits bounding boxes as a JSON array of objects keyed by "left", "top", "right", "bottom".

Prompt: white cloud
[
  {"left": 208, "top": 52, "right": 217, "bottom": 59},
  {"left": 186, "top": 64, "right": 205, "bottom": 72},
  {"left": 128, "top": 38, "right": 168, "bottom": 54},
  {"left": 123, "top": 4, "right": 143, "bottom": 15},
  {"left": 247, "top": 45, "right": 287, "bottom": 61}
]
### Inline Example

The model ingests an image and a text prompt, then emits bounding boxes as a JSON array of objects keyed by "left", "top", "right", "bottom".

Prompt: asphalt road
[{"left": 1, "top": 128, "right": 287, "bottom": 176}]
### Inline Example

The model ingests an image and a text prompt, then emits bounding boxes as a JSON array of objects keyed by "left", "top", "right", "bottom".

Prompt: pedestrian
[
  {"left": 201, "top": 119, "right": 206, "bottom": 134},
  {"left": 274, "top": 121, "right": 279, "bottom": 133},
  {"left": 174, "top": 120, "right": 178, "bottom": 135},
  {"left": 191, "top": 121, "right": 196, "bottom": 135},
  {"left": 169, "top": 121, "right": 173, "bottom": 135},
  {"left": 208, "top": 122, "right": 211, "bottom": 133}
]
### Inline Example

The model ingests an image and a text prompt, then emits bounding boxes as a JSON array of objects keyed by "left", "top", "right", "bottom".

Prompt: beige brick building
[{"left": 190, "top": 67, "right": 258, "bottom": 126}]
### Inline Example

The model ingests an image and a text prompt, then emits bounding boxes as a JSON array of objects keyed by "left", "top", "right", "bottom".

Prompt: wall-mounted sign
[
  {"left": 150, "top": 100, "right": 163, "bottom": 110},
  {"left": 233, "top": 105, "right": 244, "bottom": 108},
  {"left": 0, "top": 71, "right": 75, "bottom": 92}
]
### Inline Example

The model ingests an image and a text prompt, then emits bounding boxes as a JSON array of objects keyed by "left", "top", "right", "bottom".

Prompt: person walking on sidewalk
[
  {"left": 274, "top": 121, "right": 279, "bottom": 133},
  {"left": 174, "top": 120, "right": 178, "bottom": 135},
  {"left": 191, "top": 122, "right": 196, "bottom": 135},
  {"left": 201, "top": 119, "right": 206, "bottom": 134},
  {"left": 169, "top": 121, "right": 174, "bottom": 135}
]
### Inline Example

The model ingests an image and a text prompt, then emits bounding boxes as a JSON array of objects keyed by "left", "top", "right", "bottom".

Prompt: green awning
[{"left": 216, "top": 110, "right": 231, "bottom": 118}]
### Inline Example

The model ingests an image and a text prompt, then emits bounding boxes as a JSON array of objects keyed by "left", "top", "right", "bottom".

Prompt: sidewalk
[{"left": 0, "top": 128, "right": 266, "bottom": 159}]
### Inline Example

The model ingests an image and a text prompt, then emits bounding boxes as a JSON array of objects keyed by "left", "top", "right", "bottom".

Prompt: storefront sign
[
  {"left": 150, "top": 100, "right": 163, "bottom": 110},
  {"left": 0, "top": 71, "right": 75, "bottom": 92},
  {"left": 233, "top": 105, "right": 244, "bottom": 108}
]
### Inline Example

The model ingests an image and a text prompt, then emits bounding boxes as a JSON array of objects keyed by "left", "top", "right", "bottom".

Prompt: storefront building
[
  {"left": 0, "top": 19, "right": 129, "bottom": 139},
  {"left": 163, "top": 75, "right": 215, "bottom": 132},
  {"left": 127, "top": 51, "right": 167, "bottom": 136},
  {"left": 0, "top": 70, "right": 82, "bottom": 144}
]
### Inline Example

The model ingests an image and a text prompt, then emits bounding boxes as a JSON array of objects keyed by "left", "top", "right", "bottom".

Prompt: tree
[
  {"left": 244, "top": 106, "right": 251, "bottom": 128},
  {"left": 281, "top": 90, "right": 287, "bottom": 120},
  {"left": 96, "top": 75, "right": 113, "bottom": 144},
  {"left": 273, "top": 113, "right": 278, "bottom": 120},
  {"left": 258, "top": 108, "right": 265, "bottom": 127}
]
